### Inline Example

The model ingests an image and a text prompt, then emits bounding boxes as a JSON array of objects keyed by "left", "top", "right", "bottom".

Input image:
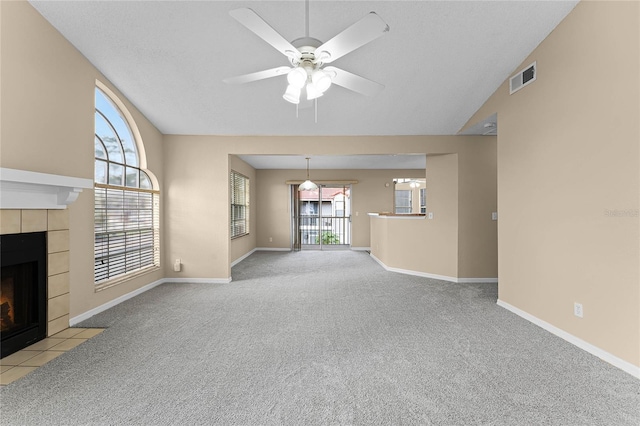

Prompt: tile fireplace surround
[
  {"left": 1, "top": 209, "right": 72, "bottom": 337},
  {"left": 0, "top": 168, "right": 93, "bottom": 353}
]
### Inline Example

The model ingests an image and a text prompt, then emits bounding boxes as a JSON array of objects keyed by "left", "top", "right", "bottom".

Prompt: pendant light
[{"left": 298, "top": 157, "right": 318, "bottom": 191}]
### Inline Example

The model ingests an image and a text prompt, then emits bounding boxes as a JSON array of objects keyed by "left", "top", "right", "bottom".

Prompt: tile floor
[{"left": 0, "top": 327, "right": 105, "bottom": 386}]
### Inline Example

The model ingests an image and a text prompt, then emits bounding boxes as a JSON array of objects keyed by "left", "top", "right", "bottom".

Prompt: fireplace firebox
[{"left": 1, "top": 232, "right": 47, "bottom": 358}]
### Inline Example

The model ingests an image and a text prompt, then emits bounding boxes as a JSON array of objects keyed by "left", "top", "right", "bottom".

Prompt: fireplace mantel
[{"left": 0, "top": 168, "right": 93, "bottom": 210}]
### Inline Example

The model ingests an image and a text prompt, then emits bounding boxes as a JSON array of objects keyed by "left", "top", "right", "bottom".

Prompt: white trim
[
  {"left": 370, "top": 253, "right": 497, "bottom": 284},
  {"left": 368, "top": 213, "right": 425, "bottom": 220},
  {"left": 0, "top": 168, "right": 93, "bottom": 210},
  {"left": 166, "top": 278, "right": 232, "bottom": 284},
  {"left": 497, "top": 299, "right": 640, "bottom": 379},
  {"left": 231, "top": 247, "right": 292, "bottom": 269},
  {"left": 231, "top": 248, "right": 257, "bottom": 268},
  {"left": 370, "top": 253, "right": 457, "bottom": 282},
  {"left": 457, "top": 277, "right": 498, "bottom": 284},
  {"left": 70, "top": 278, "right": 166, "bottom": 325},
  {"left": 351, "top": 246, "right": 371, "bottom": 252},
  {"left": 71, "top": 277, "right": 233, "bottom": 325}
]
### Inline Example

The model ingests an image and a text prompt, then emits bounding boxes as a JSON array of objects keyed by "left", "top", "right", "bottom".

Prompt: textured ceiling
[{"left": 29, "top": 0, "right": 578, "bottom": 137}]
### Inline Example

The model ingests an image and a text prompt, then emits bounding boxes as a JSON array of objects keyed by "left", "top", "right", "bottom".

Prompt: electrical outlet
[
  {"left": 492, "top": 212, "right": 498, "bottom": 221},
  {"left": 574, "top": 302, "right": 583, "bottom": 318},
  {"left": 428, "top": 212, "right": 434, "bottom": 219},
  {"left": 269, "top": 237, "right": 273, "bottom": 242}
]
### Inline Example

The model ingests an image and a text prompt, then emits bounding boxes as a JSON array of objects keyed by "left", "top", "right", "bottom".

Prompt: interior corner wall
[
  {"left": 465, "top": 1, "right": 640, "bottom": 367},
  {"left": 1, "top": 1, "right": 165, "bottom": 319},
  {"left": 163, "top": 137, "right": 231, "bottom": 280},
  {"left": 230, "top": 155, "right": 257, "bottom": 264},
  {"left": 375, "top": 154, "right": 459, "bottom": 277},
  {"left": 457, "top": 141, "right": 498, "bottom": 279},
  {"left": 255, "top": 168, "right": 426, "bottom": 250}
]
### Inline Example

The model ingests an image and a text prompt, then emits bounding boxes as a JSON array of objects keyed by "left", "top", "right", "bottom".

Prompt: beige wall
[
  {"left": 255, "top": 168, "right": 425, "bottom": 250},
  {"left": 463, "top": 1, "right": 639, "bottom": 367},
  {"left": 163, "top": 135, "right": 497, "bottom": 282},
  {"left": 1, "top": 1, "right": 165, "bottom": 318},
  {"left": 229, "top": 155, "right": 257, "bottom": 264},
  {"left": 457, "top": 143, "right": 498, "bottom": 278},
  {"left": 371, "top": 154, "right": 460, "bottom": 278}
]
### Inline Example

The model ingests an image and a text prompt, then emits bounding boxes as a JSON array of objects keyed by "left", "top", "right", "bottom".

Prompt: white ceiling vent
[{"left": 509, "top": 62, "right": 536, "bottom": 94}]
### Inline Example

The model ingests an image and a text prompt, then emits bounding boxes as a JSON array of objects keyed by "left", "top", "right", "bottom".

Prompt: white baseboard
[
  {"left": 231, "top": 248, "right": 257, "bottom": 267},
  {"left": 70, "top": 278, "right": 166, "bottom": 325},
  {"left": 497, "top": 299, "right": 640, "bottom": 379},
  {"left": 70, "top": 277, "right": 231, "bottom": 325},
  {"left": 351, "top": 246, "right": 371, "bottom": 252},
  {"left": 166, "top": 277, "right": 232, "bottom": 284},
  {"left": 369, "top": 253, "right": 497, "bottom": 284},
  {"left": 457, "top": 277, "right": 499, "bottom": 283},
  {"left": 231, "top": 247, "right": 291, "bottom": 268}
]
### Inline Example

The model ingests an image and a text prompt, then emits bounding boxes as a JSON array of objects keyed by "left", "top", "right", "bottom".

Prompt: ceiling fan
[{"left": 223, "top": 5, "right": 389, "bottom": 109}]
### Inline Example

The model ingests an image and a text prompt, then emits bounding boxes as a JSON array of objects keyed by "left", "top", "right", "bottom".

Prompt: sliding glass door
[{"left": 291, "top": 184, "right": 351, "bottom": 250}]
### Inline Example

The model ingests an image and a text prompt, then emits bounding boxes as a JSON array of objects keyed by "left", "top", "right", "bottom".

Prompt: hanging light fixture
[{"left": 298, "top": 157, "right": 318, "bottom": 191}]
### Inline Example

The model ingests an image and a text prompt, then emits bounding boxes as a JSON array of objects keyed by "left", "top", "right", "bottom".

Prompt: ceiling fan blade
[
  {"left": 229, "top": 8, "right": 301, "bottom": 61},
  {"left": 223, "top": 66, "right": 291, "bottom": 85},
  {"left": 315, "top": 12, "right": 389, "bottom": 64},
  {"left": 324, "top": 66, "right": 384, "bottom": 97}
]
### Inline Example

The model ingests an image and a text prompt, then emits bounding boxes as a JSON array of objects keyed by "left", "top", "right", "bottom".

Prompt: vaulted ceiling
[{"left": 30, "top": 0, "right": 578, "bottom": 138}]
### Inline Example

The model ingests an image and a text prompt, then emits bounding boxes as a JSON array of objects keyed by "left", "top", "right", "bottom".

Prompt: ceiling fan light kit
[
  {"left": 287, "top": 67, "right": 308, "bottom": 89},
  {"left": 224, "top": 6, "right": 389, "bottom": 118},
  {"left": 283, "top": 84, "right": 302, "bottom": 104}
]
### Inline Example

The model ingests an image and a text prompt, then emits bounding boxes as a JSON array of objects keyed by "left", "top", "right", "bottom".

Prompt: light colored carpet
[{"left": 1, "top": 250, "right": 639, "bottom": 425}]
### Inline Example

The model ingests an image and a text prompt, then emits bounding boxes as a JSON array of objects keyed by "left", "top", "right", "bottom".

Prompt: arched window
[{"left": 94, "top": 85, "right": 159, "bottom": 286}]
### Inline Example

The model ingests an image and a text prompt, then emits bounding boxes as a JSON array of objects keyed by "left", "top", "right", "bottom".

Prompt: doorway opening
[{"left": 291, "top": 184, "right": 351, "bottom": 250}]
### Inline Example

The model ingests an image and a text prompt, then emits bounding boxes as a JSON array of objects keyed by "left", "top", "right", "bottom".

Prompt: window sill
[
  {"left": 95, "top": 265, "right": 161, "bottom": 292},
  {"left": 231, "top": 233, "right": 250, "bottom": 240},
  {"left": 368, "top": 213, "right": 426, "bottom": 219}
]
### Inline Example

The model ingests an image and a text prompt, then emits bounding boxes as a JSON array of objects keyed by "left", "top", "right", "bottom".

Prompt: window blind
[{"left": 231, "top": 171, "right": 249, "bottom": 238}]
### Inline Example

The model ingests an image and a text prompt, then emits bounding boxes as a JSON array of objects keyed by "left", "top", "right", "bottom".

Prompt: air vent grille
[{"left": 510, "top": 61, "right": 536, "bottom": 94}]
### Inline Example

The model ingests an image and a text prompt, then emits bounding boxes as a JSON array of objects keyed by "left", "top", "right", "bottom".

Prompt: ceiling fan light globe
[
  {"left": 312, "top": 70, "right": 332, "bottom": 93},
  {"left": 283, "top": 84, "right": 301, "bottom": 104},
  {"left": 287, "top": 67, "right": 307, "bottom": 89},
  {"left": 306, "top": 83, "right": 323, "bottom": 100}
]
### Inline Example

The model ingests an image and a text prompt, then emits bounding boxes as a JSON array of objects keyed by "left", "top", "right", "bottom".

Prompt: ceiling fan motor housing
[{"left": 290, "top": 37, "right": 325, "bottom": 68}]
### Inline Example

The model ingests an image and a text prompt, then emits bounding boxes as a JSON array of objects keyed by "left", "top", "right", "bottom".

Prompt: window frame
[
  {"left": 230, "top": 170, "right": 250, "bottom": 239},
  {"left": 94, "top": 84, "right": 160, "bottom": 289},
  {"left": 394, "top": 189, "right": 412, "bottom": 214}
]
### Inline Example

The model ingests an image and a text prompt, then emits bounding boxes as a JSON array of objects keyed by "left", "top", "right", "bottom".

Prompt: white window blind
[
  {"left": 94, "top": 86, "right": 160, "bottom": 285},
  {"left": 231, "top": 171, "right": 249, "bottom": 238}
]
